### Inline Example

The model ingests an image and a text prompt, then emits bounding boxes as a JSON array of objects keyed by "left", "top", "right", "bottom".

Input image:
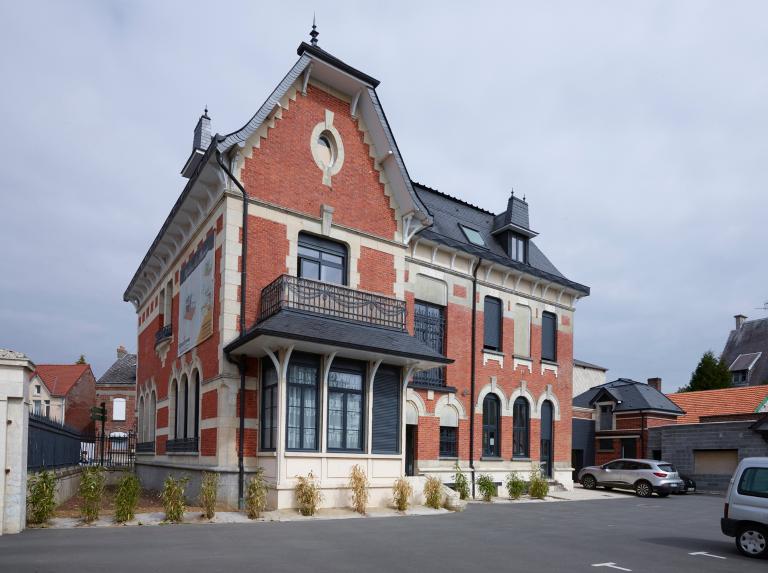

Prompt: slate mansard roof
[
  {"left": 573, "top": 378, "right": 684, "bottom": 414},
  {"left": 97, "top": 353, "right": 137, "bottom": 387},
  {"left": 722, "top": 317, "right": 768, "bottom": 385},
  {"left": 413, "top": 184, "right": 589, "bottom": 295}
]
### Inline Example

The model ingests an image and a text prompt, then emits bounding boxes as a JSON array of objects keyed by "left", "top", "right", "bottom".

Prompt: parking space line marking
[
  {"left": 591, "top": 563, "right": 632, "bottom": 571},
  {"left": 689, "top": 551, "right": 726, "bottom": 559}
]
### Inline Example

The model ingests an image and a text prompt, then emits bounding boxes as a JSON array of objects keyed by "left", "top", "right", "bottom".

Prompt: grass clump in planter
[
  {"left": 162, "top": 475, "right": 189, "bottom": 523},
  {"left": 245, "top": 467, "right": 268, "bottom": 519},
  {"left": 348, "top": 465, "right": 369, "bottom": 515},
  {"left": 528, "top": 468, "right": 550, "bottom": 500},
  {"left": 453, "top": 463, "right": 469, "bottom": 500},
  {"left": 199, "top": 471, "right": 219, "bottom": 519},
  {"left": 79, "top": 466, "right": 106, "bottom": 523},
  {"left": 114, "top": 472, "right": 141, "bottom": 523},
  {"left": 505, "top": 472, "right": 526, "bottom": 500},
  {"left": 295, "top": 471, "right": 322, "bottom": 516},
  {"left": 392, "top": 477, "right": 413, "bottom": 512},
  {"left": 423, "top": 476, "right": 443, "bottom": 509},
  {"left": 476, "top": 474, "right": 496, "bottom": 502},
  {"left": 27, "top": 470, "right": 57, "bottom": 525}
]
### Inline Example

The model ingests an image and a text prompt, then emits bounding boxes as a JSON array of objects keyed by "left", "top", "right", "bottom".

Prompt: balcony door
[{"left": 297, "top": 233, "right": 347, "bottom": 285}]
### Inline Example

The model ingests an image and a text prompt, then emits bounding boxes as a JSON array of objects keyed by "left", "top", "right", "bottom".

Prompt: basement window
[{"left": 459, "top": 225, "right": 486, "bottom": 247}]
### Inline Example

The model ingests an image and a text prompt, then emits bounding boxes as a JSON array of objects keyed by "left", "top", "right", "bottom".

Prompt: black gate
[{"left": 28, "top": 413, "right": 136, "bottom": 470}]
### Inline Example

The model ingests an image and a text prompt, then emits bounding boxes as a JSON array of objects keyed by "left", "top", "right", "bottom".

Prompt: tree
[
  {"left": 678, "top": 350, "right": 731, "bottom": 392},
  {"left": 75, "top": 355, "right": 87, "bottom": 364}
]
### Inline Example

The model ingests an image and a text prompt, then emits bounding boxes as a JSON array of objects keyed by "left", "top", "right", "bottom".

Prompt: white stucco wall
[
  {"left": 0, "top": 350, "right": 33, "bottom": 534},
  {"left": 573, "top": 364, "right": 607, "bottom": 397}
]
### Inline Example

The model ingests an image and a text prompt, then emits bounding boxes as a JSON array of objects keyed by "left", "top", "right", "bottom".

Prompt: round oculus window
[{"left": 316, "top": 132, "right": 336, "bottom": 169}]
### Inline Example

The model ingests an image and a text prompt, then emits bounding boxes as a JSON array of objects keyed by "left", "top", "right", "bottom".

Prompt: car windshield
[{"left": 657, "top": 464, "right": 676, "bottom": 472}]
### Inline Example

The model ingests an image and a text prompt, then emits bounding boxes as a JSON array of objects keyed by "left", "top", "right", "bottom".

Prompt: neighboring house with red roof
[
  {"left": 645, "top": 384, "right": 768, "bottom": 491},
  {"left": 666, "top": 385, "right": 768, "bottom": 424},
  {"left": 34, "top": 363, "right": 96, "bottom": 432}
]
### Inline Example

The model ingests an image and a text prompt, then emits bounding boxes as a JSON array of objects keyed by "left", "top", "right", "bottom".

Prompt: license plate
[{"left": 686, "top": 487, "right": 695, "bottom": 492}]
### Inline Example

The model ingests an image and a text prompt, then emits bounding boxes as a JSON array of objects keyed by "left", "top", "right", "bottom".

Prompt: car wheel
[
  {"left": 736, "top": 525, "right": 768, "bottom": 559},
  {"left": 581, "top": 475, "right": 597, "bottom": 490},
  {"left": 635, "top": 480, "right": 652, "bottom": 498}
]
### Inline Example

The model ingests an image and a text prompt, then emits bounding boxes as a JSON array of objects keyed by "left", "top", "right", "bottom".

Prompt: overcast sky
[{"left": 1, "top": 1, "right": 766, "bottom": 391}]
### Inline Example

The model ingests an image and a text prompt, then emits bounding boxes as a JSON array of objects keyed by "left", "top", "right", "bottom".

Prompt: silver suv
[{"left": 578, "top": 458, "right": 685, "bottom": 497}]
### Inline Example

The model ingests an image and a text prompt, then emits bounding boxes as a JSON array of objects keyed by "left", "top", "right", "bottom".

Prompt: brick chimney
[
  {"left": 735, "top": 314, "right": 747, "bottom": 329},
  {"left": 116, "top": 345, "right": 127, "bottom": 360},
  {"left": 647, "top": 377, "right": 662, "bottom": 392}
]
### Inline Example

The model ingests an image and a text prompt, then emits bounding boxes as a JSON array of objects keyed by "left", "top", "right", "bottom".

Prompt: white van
[{"left": 722, "top": 457, "right": 768, "bottom": 558}]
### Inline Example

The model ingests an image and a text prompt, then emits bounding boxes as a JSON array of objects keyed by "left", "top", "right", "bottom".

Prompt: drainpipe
[
  {"left": 216, "top": 149, "right": 248, "bottom": 510},
  {"left": 469, "top": 257, "right": 482, "bottom": 499}
]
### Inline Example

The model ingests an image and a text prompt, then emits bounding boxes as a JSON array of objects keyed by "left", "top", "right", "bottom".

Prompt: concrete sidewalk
[{"left": 37, "top": 504, "right": 452, "bottom": 529}]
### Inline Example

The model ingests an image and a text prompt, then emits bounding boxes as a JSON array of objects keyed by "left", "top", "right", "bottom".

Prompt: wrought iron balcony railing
[
  {"left": 166, "top": 437, "right": 198, "bottom": 453},
  {"left": 411, "top": 368, "right": 446, "bottom": 388},
  {"left": 259, "top": 275, "right": 407, "bottom": 331},
  {"left": 136, "top": 441, "right": 156, "bottom": 454},
  {"left": 155, "top": 324, "right": 173, "bottom": 346}
]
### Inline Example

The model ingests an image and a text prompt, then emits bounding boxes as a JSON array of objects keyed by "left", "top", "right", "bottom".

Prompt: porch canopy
[{"left": 224, "top": 309, "right": 452, "bottom": 370}]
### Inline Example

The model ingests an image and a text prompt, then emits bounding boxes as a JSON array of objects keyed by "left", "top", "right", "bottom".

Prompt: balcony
[
  {"left": 259, "top": 275, "right": 407, "bottom": 331},
  {"left": 166, "top": 437, "right": 198, "bottom": 453},
  {"left": 155, "top": 323, "right": 173, "bottom": 346}
]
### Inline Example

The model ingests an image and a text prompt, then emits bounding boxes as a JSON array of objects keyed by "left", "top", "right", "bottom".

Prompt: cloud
[{"left": 1, "top": 0, "right": 767, "bottom": 388}]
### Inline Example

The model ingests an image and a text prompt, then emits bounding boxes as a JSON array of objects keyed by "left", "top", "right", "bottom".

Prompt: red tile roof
[
  {"left": 35, "top": 364, "right": 91, "bottom": 397},
  {"left": 666, "top": 386, "right": 768, "bottom": 424}
]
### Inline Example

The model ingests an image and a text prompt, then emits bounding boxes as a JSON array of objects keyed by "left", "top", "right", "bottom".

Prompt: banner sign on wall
[{"left": 178, "top": 233, "right": 215, "bottom": 356}]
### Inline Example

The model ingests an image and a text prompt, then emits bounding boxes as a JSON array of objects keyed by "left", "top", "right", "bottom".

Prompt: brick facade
[{"left": 127, "top": 42, "right": 587, "bottom": 505}]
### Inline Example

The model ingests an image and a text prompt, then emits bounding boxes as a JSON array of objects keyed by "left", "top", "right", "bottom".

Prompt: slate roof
[
  {"left": 413, "top": 183, "right": 589, "bottom": 295},
  {"left": 573, "top": 378, "right": 684, "bottom": 414},
  {"left": 97, "top": 353, "right": 137, "bottom": 387},
  {"left": 574, "top": 359, "right": 608, "bottom": 371},
  {"left": 666, "top": 385, "right": 768, "bottom": 424},
  {"left": 721, "top": 317, "right": 768, "bottom": 386},
  {"left": 729, "top": 352, "right": 762, "bottom": 372},
  {"left": 225, "top": 309, "right": 452, "bottom": 364},
  {"left": 36, "top": 364, "right": 91, "bottom": 397}
]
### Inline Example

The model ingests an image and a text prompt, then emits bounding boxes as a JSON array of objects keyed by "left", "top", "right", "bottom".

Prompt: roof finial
[
  {"left": 204, "top": 104, "right": 209, "bottom": 118},
  {"left": 310, "top": 14, "right": 319, "bottom": 46}
]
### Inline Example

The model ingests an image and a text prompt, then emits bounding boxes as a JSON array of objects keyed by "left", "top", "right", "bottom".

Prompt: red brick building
[
  {"left": 124, "top": 33, "right": 589, "bottom": 508},
  {"left": 95, "top": 346, "right": 137, "bottom": 436},
  {"left": 34, "top": 363, "right": 96, "bottom": 432}
]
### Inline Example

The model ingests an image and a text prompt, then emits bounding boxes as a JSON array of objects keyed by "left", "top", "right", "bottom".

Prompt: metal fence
[{"left": 27, "top": 413, "right": 136, "bottom": 471}]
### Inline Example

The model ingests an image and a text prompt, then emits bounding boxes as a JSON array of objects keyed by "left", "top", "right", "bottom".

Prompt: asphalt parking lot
[{"left": 0, "top": 491, "right": 762, "bottom": 572}]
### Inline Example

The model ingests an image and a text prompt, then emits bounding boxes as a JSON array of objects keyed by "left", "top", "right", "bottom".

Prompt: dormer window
[
  {"left": 510, "top": 233, "right": 527, "bottom": 263},
  {"left": 459, "top": 225, "right": 486, "bottom": 247},
  {"left": 732, "top": 370, "right": 748, "bottom": 386}
]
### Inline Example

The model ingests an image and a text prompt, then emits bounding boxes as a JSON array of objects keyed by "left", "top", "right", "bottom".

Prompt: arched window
[
  {"left": 541, "top": 400, "right": 554, "bottom": 478},
  {"left": 439, "top": 405, "right": 459, "bottom": 458},
  {"left": 181, "top": 375, "right": 189, "bottom": 439},
  {"left": 190, "top": 370, "right": 200, "bottom": 442},
  {"left": 169, "top": 380, "right": 177, "bottom": 438},
  {"left": 169, "top": 375, "right": 198, "bottom": 452},
  {"left": 297, "top": 232, "right": 347, "bottom": 285},
  {"left": 149, "top": 391, "right": 156, "bottom": 442},
  {"left": 138, "top": 395, "right": 145, "bottom": 441},
  {"left": 512, "top": 397, "right": 530, "bottom": 458},
  {"left": 482, "top": 394, "right": 501, "bottom": 458}
]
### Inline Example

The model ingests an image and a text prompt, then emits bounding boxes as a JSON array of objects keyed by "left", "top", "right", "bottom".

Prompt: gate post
[{"left": 0, "top": 350, "right": 34, "bottom": 535}]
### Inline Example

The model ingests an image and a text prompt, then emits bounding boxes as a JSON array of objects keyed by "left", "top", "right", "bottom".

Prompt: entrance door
[
  {"left": 571, "top": 449, "right": 584, "bottom": 482},
  {"left": 540, "top": 400, "right": 554, "bottom": 478},
  {"left": 621, "top": 438, "right": 637, "bottom": 459},
  {"left": 405, "top": 425, "right": 417, "bottom": 476}
]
